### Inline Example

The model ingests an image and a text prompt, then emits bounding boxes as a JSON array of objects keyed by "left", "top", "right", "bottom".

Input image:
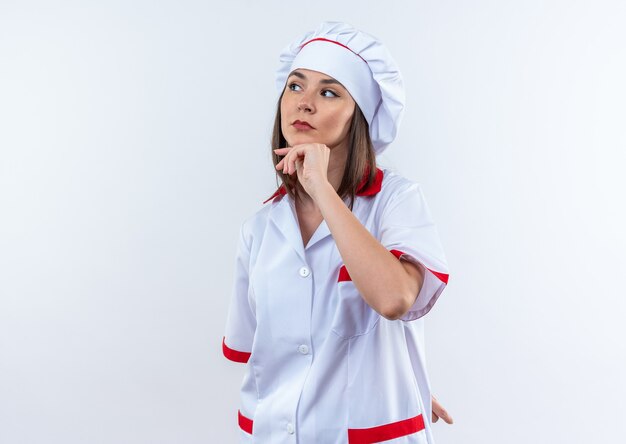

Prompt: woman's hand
[
  {"left": 274, "top": 144, "right": 331, "bottom": 199},
  {"left": 432, "top": 395, "right": 453, "bottom": 424}
]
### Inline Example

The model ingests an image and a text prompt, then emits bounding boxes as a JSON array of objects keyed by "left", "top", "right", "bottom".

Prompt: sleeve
[
  {"left": 222, "top": 221, "right": 256, "bottom": 363},
  {"left": 379, "top": 182, "right": 450, "bottom": 321}
]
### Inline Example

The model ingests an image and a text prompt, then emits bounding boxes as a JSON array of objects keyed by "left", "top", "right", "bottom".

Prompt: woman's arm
[{"left": 313, "top": 181, "right": 425, "bottom": 320}]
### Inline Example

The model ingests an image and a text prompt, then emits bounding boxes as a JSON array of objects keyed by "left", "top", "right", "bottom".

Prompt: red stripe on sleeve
[
  {"left": 238, "top": 410, "right": 253, "bottom": 434},
  {"left": 428, "top": 268, "right": 449, "bottom": 284},
  {"left": 389, "top": 249, "right": 405, "bottom": 259},
  {"left": 222, "top": 337, "right": 251, "bottom": 363},
  {"left": 390, "top": 249, "right": 449, "bottom": 284},
  {"left": 337, "top": 250, "right": 449, "bottom": 285}
]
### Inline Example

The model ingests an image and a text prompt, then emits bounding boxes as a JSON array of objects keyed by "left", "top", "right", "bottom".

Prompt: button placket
[{"left": 284, "top": 263, "right": 309, "bottom": 438}]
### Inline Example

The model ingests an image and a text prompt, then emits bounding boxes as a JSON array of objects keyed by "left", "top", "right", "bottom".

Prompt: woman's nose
[{"left": 297, "top": 93, "right": 315, "bottom": 112}]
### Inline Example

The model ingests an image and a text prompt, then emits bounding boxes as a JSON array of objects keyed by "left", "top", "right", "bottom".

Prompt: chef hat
[{"left": 276, "top": 21, "right": 405, "bottom": 155}]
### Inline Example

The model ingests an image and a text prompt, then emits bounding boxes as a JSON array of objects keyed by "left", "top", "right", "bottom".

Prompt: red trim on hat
[
  {"left": 347, "top": 413, "right": 425, "bottom": 443},
  {"left": 238, "top": 410, "right": 253, "bottom": 434},
  {"left": 338, "top": 249, "right": 449, "bottom": 284},
  {"left": 222, "top": 337, "right": 251, "bottom": 363},
  {"left": 263, "top": 168, "right": 384, "bottom": 204},
  {"left": 300, "top": 37, "right": 367, "bottom": 64}
]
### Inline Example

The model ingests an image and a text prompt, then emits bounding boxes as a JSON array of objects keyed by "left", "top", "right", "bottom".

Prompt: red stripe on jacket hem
[
  {"left": 347, "top": 413, "right": 425, "bottom": 443},
  {"left": 238, "top": 410, "right": 253, "bottom": 434},
  {"left": 222, "top": 337, "right": 251, "bottom": 363}
]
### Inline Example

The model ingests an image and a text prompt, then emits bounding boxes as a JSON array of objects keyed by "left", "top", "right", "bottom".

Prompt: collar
[{"left": 262, "top": 167, "right": 384, "bottom": 204}]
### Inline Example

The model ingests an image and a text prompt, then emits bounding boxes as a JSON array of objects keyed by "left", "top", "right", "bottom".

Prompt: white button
[
  {"left": 298, "top": 344, "right": 309, "bottom": 355},
  {"left": 286, "top": 422, "right": 294, "bottom": 434},
  {"left": 299, "top": 266, "right": 310, "bottom": 277}
]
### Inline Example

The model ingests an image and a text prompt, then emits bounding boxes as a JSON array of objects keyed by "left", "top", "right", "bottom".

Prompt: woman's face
[{"left": 280, "top": 68, "right": 356, "bottom": 150}]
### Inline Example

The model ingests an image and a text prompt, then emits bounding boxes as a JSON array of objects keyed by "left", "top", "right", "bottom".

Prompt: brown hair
[{"left": 270, "top": 90, "right": 377, "bottom": 211}]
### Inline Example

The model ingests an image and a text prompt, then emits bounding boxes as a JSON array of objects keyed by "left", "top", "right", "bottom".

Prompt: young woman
[{"left": 223, "top": 22, "right": 452, "bottom": 443}]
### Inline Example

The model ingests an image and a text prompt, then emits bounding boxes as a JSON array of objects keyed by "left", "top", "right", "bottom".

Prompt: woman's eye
[{"left": 287, "top": 83, "right": 337, "bottom": 98}]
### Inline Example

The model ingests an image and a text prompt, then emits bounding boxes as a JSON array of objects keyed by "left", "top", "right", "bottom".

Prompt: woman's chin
[{"left": 285, "top": 130, "right": 324, "bottom": 144}]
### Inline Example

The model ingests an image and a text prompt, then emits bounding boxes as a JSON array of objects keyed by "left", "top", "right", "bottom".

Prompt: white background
[{"left": 1, "top": 1, "right": 625, "bottom": 443}]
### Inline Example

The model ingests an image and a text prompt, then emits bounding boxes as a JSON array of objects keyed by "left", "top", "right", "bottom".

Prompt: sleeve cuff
[
  {"left": 222, "top": 336, "right": 252, "bottom": 363},
  {"left": 389, "top": 249, "right": 449, "bottom": 321}
]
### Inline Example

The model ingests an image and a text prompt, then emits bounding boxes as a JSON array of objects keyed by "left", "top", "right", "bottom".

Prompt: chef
[{"left": 223, "top": 21, "right": 451, "bottom": 443}]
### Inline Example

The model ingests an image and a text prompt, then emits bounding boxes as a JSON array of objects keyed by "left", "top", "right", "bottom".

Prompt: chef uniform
[{"left": 222, "top": 22, "right": 450, "bottom": 444}]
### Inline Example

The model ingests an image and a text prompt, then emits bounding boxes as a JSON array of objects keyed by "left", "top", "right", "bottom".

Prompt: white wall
[{"left": 1, "top": 1, "right": 624, "bottom": 443}]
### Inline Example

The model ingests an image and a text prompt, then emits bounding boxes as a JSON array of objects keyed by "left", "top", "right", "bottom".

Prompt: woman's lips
[{"left": 293, "top": 121, "right": 314, "bottom": 130}]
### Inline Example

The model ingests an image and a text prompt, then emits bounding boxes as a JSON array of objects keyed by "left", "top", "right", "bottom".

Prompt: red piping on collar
[
  {"left": 262, "top": 167, "right": 383, "bottom": 204},
  {"left": 355, "top": 166, "right": 383, "bottom": 197},
  {"left": 262, "top": 185, "right": 287, "bottom": 204}
]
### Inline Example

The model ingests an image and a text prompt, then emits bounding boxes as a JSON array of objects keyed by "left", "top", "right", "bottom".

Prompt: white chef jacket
[{"left": 222, "top": 167, "right": 449, "bottom": 444}]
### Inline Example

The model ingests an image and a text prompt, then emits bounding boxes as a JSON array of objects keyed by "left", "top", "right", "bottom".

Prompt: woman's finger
[
  {"left": 287, "top": 149, "right": 297, "bottom": 174},
  {"left": 288, "top": 147, "right": 303, "bottom": 175},
  {"left": 432, "top": 396, "right": 453, "bottom": 424},
  {"left": 274, "top": 147, "right": 291, "bottom": 173},
  {"left": 294, "top": 153, "right": 304, "bottom": 175}
]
